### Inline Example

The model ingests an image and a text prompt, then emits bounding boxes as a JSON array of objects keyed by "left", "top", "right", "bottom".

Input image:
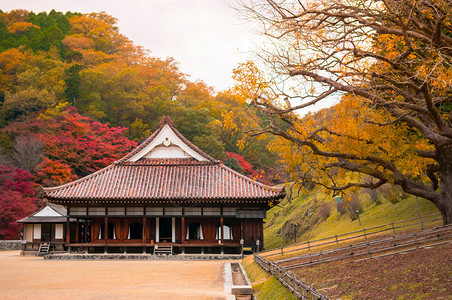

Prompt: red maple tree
[
  {"left": 6, "top": 106, "right": 137, "bottom": 184},
  {"left": 0, "top": 165, "right": 39, "bottom": 239},
  {"left": 225, "top": 151, "right": 271, "bottom": 185}
]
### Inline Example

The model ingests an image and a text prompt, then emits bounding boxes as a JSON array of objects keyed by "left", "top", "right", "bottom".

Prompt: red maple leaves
[{"left": 0, "top": 165, "right": 39, "bottom": 239}]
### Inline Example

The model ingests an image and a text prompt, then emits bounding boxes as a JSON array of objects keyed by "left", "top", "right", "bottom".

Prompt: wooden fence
[
  {"left": 253, "top": 224, "right": 451, "bottom": 299},
  {"left": 254, "top": 253, "right": 330, "bottom": 300},
  {"left": 277, "top": 225, "right": 452, "bottom": 270},
  {"left": 260, "top": 213, "right": 442, "bottom": 259}
]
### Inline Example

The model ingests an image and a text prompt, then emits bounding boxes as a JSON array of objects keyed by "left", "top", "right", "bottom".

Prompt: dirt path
[{"left": 0, "top": 251, "right": 231, "bottom": 299}]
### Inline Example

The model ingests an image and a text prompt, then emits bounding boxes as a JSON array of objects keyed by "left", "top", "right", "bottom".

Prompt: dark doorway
[
  {"left": 41, "top": 224, "right": 52, "bottom": 242},
  {"left": 159, "top": 218, "right": 172, "bottom": 240},
  {"left": 79, "top": 222, "right": 91, "bottom": 243},
  {"left": 188, "top": 222, "right": 203, "bottom": 240},
  {"left": 99, "top": 223, "right": 115, "bottom": 239},
  {"left": 129, "top": 222, "right": 143, "bottom": 239}
]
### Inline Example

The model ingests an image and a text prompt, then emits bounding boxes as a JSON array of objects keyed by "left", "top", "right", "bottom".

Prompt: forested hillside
[{"left": 0, "top": 9, "right": 284, "bottom": 239}]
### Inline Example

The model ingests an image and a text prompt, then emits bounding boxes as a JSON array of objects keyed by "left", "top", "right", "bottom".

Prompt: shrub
[
  {"left": 365, "top": 188, "right": 381, "bottom": 205},
  {"left": 346, "top": 193, "right": 363, "bottom": 221},
  {"left": 318, "top": 202, "right": 331, "bottom": 220},
  {"left": 380, "top": 184, "right": 407, "bottom": 204},
  {"left": 336, "top": 200, "right": 347, "bottom": 215}
]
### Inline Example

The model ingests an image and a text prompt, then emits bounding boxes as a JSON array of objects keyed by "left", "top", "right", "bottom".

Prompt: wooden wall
[{"left": 241, "top": 219, "right": 264, "bottom": 249}]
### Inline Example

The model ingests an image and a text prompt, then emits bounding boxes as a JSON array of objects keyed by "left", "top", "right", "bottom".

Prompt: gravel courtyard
[{"left": 0, "top": 251, "right": 231, "bottom": 299}]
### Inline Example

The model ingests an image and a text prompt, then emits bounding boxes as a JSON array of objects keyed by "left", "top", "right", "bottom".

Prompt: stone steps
[{"left": 154, "top": 245, "right": 172, "bottom": 255}]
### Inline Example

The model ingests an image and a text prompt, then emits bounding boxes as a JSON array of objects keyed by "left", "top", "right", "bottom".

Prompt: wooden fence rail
[
  {"left": 254, "top": 253, "right": 330, "bottom": 300},
  {"left": 277, "top": 225, "right": 452, "bottom": 270},
  {"left": 253, "top": 225, "right": 451, "bottom": 299},
  {"left": 260, "top": 213, "right": 442, "bottom": 258}
]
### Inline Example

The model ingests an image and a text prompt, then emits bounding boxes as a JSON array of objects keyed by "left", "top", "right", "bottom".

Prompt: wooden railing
[
  {"left": 261, "top": 213, "right": 442, "bottom": 259},
  {"left": 277, "top": 225, "right": 452, "bottom": 269},
  {"left": 253, "top": 224, "right": 451, "bottom": 299},
  {"left": 254, "top": 253, "right": 330, "bottom": 300}
]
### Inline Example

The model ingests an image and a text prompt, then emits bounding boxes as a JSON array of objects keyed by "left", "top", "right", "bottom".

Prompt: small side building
[
  {"left": 17, "top": 204, "right": 75, "bottom": 255},
  {"left": 28, "top": 116, "right": 284, "bottom": 255}
]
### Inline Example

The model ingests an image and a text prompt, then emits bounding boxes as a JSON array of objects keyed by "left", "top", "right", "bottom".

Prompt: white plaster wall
[
  {"left": 55, "top": 224, "right": 64, "bottom": 239},
  {"left": 24, "top": 224, "right": 33, "bottom": 242},
  {"left": 33, "top": 224, "right": 41, "bottom": 240}
]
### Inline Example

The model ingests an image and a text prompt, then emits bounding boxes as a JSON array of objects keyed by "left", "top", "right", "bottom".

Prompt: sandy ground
[{"left": 0, "top": 251, "right": 231, "bottom": 300}]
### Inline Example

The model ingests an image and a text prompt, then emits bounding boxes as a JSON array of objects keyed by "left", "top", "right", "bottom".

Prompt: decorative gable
[
  {"left": 34, "top": 206, "right": 63, "bottom": 217},
  {"left": 127, "top": 124, "right": 208, "bottom": 162}
]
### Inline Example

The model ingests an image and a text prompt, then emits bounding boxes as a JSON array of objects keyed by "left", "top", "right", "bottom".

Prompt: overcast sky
[{"left": 1, "top": 0, "right": 257, "bottom": 91}]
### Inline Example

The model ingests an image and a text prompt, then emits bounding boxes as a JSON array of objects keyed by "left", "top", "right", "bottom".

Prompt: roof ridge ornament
[
  {"left": 163, "top": 137, "right": 171, "bottom": 147},
  {"left": 159, "top": 115, "right": 174, "bottom": 127}
]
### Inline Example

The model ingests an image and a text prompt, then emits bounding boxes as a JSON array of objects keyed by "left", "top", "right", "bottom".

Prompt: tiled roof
[
  {"left": 44, "top": 159, "right": 283, "bottom": 202},
  {"left": 17, "top": 204, "right": 75, "bottom": 223},
  {"left": 43, "top": 116, "right": 284, "bottom": 203}
]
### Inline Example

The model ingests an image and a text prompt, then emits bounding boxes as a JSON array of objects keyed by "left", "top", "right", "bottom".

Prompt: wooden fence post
[
  {"left": 302, "top": 278, "right": 307, "bottom": 298},
  {"left": 414, "top": 233, "right": 419, "bottom": 250}
]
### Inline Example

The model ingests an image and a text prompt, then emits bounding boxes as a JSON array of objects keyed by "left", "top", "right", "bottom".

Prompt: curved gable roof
[
  {"left": 120, "top": 116, "right": 216, "bottom": 163},
  {"left": 17, "top": 204, "right": 71, "bottom": 223},
  {"left": 43, "top": 116, "right": 284, "bottom": 204}
]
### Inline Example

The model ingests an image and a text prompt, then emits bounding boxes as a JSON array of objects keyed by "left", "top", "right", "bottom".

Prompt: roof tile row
[{"left": 45, "top": 161, "right": 283, "bottom": 201}]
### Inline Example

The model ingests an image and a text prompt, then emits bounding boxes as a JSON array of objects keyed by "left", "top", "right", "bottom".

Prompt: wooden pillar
[
  {"left": 156, "top": 217, "right": 159, "bottom": 243},
  {"left": 66, "top": 206, "right": 70, "bottom": 245},
  {"left": 220, "top": 217, "right": 224, "bottom": 254},
  {"left": 240, "top": 220, "right": 243, "bottom": 240},
  {"left": 76, "top": 218, "right": 80, "bottom": 243},
  {"left": 84, "top": 219, "right": 88, "bottom": 243},
  {"left": 104, "top": 216, "right": 108, "bottom": 244},
  {"left": 181, "top": 217, "right": 185, "bottom": 244},
  {"left": 259, "top": 219, "right": 264, "bottom": 250},
  {"left": 91, "top": 220, "right": 94, "bottom": 243},
  {"left": 172, "top": 217, "right": 176, "bottom": 243},
  {"left": 120, "top": 219, "right": 124, "bottom": 242},
  {"left": 220, "top": 217, "right": 224, "bottom": 244},
  {"left": 142, "top": 216, "right": 146, "bottom": 244}
]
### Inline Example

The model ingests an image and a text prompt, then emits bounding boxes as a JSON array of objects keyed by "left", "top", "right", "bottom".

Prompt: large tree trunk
[
  {"left": 437, "top": 145, "right": 452, "bottom": 225},
  {"left": 440, "top": 196, "right": 452, "bottom": 225},
  {"left": 438, "top": 175, "right": 452, "bottom": 225}
]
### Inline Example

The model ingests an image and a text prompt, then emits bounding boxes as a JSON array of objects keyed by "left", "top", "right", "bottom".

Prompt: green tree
[{"left": 65, "top": 64, "right": 82, "bottom": 106}]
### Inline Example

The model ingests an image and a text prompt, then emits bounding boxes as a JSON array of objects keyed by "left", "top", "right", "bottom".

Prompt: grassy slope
[
  {"left": 264, "top": 187, "right": 441, "bottom": 250},
  {"left": 245, "top": 187, "right": 443, "bottom": 299},
  {"left": 241, "top": 254, "right": 296, "bottom": 300}
]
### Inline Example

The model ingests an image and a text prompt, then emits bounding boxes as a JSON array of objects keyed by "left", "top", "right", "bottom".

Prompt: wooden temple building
[
  {"left": 31, "top": 116, "right": 284, "bottom": 255},
  {"left": 17, "top": 204, "right": 74, "bottom": 255}
]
